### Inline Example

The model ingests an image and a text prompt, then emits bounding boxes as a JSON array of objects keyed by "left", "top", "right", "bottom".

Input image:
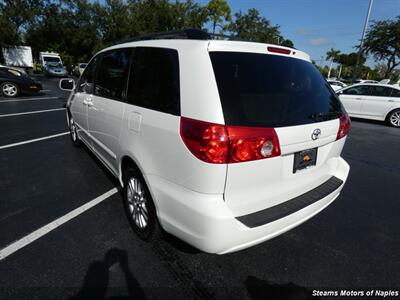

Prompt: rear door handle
[
  {"left": 388, "top": 99, "right": 394, "bottom": 103},
  {"left": 355, "top": 97, "right": 362, "bottom": 100}
]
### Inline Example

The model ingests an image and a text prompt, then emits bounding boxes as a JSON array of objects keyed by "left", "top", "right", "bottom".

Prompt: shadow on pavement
[
  {"left": 245, "top": 275, "right": 319, "bottom": 300},
  {"left": 70, "top": 248, "right": 146, "bottom": 300}
]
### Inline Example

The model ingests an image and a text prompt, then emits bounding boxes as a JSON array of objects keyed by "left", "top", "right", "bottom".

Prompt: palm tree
[{"left": 326, "top": 48, "right": 341, "bottom": 78}]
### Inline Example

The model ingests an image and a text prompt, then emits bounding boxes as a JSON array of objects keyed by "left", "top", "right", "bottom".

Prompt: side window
[
  {"left": 127, "top": 47, "right": 180, "bottom": 115},
  {"left": 391, "top": 89, "right": 400, "bottom": 97},
  {"left": 94, "top": 49, "right": 131, "bottom": 101},
  {"left": 369, "top": 86, "right": 393, "bottom": 97},
  {"left": 342, "top": 85, "right": 370, "bottom": 96},
  {"left": 77, "top": 56, "right": 98, "bottom": 94}
]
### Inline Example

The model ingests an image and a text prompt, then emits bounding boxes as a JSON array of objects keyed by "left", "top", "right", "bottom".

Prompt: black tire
[
  {"left": 1, "top": 82, "right": 20, "bottom": 98},
  {"left": 122, "top": 166, "right": 161, "bottom": 241},
  {"left": 68, "top": 115, "right": 81, "bottom": 147},
  {"left": 387, "top": 109, "right": 400, "bottom": 128}
]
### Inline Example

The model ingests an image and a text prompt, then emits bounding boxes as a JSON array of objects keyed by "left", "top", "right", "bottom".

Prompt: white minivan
[{"left": 60, "top": 30, "right": 350, "bottom": 254}]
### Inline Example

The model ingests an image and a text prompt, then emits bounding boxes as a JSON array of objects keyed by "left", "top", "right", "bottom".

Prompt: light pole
[{"left": 353, "top": 0, "right": 374, "bottom": 82}]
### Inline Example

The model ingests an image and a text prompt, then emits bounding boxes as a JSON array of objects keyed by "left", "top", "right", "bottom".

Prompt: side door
[
  {"left": 88, "top": 48, "right": 132, "bottom": 173},
  {"left": 119, "top": 47, "right": 181, "bottom": 181},
  {"left": 338, "top": 85, "right": 371, "bottom": 116},
  {"left": 361, "top": 86, "right": 396, "bottom": 119},
  {"left": 69, "top": 56, "right": 99, "bottom": 146}
]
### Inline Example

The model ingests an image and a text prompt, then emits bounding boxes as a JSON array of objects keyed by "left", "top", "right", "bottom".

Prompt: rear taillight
[
  {"left": 227, "top": 126, "right": 280, "bottom": 163},
  {"left": 180, "top": 117, "right": 281, "bottom": 164},
  {"left": 336, "top": 113, "right": 351, "bottom": 140}
]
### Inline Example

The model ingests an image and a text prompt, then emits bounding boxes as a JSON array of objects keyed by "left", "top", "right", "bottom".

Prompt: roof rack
[{"left": 119, "top": 28, "right": 239, "bottom": 44}]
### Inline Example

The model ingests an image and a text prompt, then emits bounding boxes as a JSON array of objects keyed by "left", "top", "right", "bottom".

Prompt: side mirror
[{"left": 59, "top": 78, "right": 75, "bottom": 91}]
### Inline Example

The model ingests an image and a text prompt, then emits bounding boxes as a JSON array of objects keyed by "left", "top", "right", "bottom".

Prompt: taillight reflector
[
  {"left": 267, "top": 46, "right": 291, "bottom": 55},
  {"left": 180, "top": 117, "right": 281, "bottom": 164},
  {"left": 336, "top": 113, "right": 351, "bottom": 140}
]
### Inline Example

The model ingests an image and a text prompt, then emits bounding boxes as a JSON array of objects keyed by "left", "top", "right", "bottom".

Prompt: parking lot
[{"left": 0, "top": 76, "right": 399, "bottom": 299}]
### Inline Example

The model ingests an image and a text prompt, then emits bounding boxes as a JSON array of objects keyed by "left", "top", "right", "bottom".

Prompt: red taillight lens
[
  {"left": 180, "top": 117, "right": 281, "bottom": 164},
  {"left": 227, "top": 126, "right": 280, "bottom": 163},
  {"left": 180, "top": 118, "right": 229, "bottom": 163},
  {"left": 267, "top": 46, "right": 291, "bottom": 55},
  {"left": 336, "top": 113, "right": 351, "bottom": 140}
]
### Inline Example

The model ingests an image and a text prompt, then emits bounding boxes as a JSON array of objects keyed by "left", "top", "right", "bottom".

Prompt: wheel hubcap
[
  {"left": 127, "top": 177, "right": 149, "bottom": 229},
  {"left": 2, "top": 84, "right": 17, "bottom": 96},
  {"left": 390, "top": 112, "right": 400, "bottom": 127}
]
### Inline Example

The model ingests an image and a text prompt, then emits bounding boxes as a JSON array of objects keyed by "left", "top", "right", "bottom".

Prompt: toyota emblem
[{"left": 312, "top": 128, "right": 321, "bottom": 140}]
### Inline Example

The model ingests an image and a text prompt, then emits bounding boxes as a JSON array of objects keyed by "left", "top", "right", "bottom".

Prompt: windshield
[
  {"left": 209, "top": 52, "right": 344, "bottom": 127},
  {"left": 43, "top": 56, "right": 61, "bottom": 63}
]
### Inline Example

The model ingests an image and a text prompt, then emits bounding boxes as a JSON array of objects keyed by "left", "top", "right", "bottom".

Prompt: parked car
[
  {"left": 0, "top": 66, "right": 42, "bottom": 97},
  {"left": 327, "top": 79, "right": 347, "bottom": 91},
  {"left": 73, "top": 63, "right": 87, "bottom": 77},
  {"left": 337, "top": 83, "right": 400, "bottom": 127},
  {"left": 44, "top": 62, "right": 68, "bottom": 77},
  {"left": 60, "top": 30, "right": 350, "bottom": 254}
]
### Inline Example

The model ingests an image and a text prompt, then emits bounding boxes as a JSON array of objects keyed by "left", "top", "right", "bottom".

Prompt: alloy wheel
[
  {"left": 389, "top": 111, "right": 400, "bottom": 127},
  {"left": 126, "top": 177, "right": 149, "bottom": 229},
  {"left": 2, "top": 83, "right": 18, "bottom": 97}
]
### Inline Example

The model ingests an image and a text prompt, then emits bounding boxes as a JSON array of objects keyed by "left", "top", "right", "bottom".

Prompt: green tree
[
  {"left": 93, "top": 0, "right": 131, "bottom": 45},
  {"left": 0, "top": 0, "right": 42, "bottom": 47},
  {"left": 326, "top": 48, "right": 340, "bottom": 63},
  {"left": 228, "top": 9, "right": 293, "bottom": 46},
  {"left": 207, "top": 0, "right": 231, "bottom": 34},
  {"left": 25, "top": 0, "right": 102, "bottom": 63},
  {"left": 336, "top": 52, "right": 366, "bottom": 67},
  {"left": 325, "top": 48, "right": 341, "bottom": 78},
  {"left": 363, "top": 16, "right": 400, "bottom": 77},
  {"left": 124, "top": 0, "right": 207, "bottom": 36},
  {"left": 171, "top": 0, "right": 208, "bottom": 30}
]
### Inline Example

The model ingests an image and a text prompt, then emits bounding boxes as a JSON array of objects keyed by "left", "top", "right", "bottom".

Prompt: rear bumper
[
  {"left": 21, "top": 81, "right": 42, "bottom": 94},
  {"left": 146, "top": 157, "right": 349, "bottom": 254}
]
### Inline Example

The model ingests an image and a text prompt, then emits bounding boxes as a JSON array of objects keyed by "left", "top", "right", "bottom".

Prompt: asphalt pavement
[{"left": 0, "top": 76, "right": 399, "bottom": 300}]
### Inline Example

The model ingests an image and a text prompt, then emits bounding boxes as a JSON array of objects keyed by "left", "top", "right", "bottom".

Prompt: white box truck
[
  {"left": 39, "top": 52, "right": 62, "bottom": 66},
  {"left": 2, "top": 46, "right": 33, "bottom": 68}
]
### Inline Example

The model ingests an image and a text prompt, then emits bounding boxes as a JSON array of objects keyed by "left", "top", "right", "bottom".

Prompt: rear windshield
[{"left": 209, "top": 52, "right": 343, "bottom": 127}]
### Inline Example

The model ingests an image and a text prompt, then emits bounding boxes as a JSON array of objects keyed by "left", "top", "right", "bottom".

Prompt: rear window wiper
[{"left": 308, "top": 111, "right": 343, "bottom": 121}]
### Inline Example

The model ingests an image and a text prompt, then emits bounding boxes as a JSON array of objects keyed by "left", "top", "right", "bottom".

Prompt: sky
[{"left": 198, "top": 0, "right": 400, "bottom": 67}]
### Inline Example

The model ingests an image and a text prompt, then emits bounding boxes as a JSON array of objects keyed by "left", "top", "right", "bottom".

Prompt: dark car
[{"left": 0, "top": 66, "right": 42, "bottom": 97}]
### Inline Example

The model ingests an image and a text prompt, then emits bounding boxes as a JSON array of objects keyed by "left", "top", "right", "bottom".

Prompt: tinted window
[
  {"left": 369, "top": 86, "right": 393, "bottom": 97},
  {"left": 342, "top": 85, "right": 371, "bottom": 95},
  {"left": 127, "top": 47, "right": 180, "bottom": 115},
  {"left": 78, "top": 56, "right": 98, "bottom": 94},
  {"left": 95, "top": 49, "right": 131, "bottom": 101},
  {"left": 391, "top": 89, "right": 400, "bottom": 97},
  {"left": 209, "top": 52, "right": 343, "bottom": 127},
  {"left": 43, "top": 57, "right": 60, "bottom": 63}
]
